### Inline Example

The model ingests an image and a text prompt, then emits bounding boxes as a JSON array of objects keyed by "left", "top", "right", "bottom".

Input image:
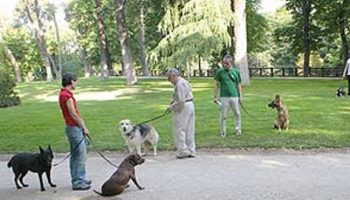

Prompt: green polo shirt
[{"left": 214, "top": 68, "right": 241, "bottom": 97}]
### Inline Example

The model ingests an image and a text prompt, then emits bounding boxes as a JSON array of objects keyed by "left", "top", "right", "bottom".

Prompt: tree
[
  {"left": 315, "top": 0, "right": 350, "bottom": 65},
  {"left": 95, "top": 0, "right": 112, "bottom": 78},
  {"left": 2, "top": 44, "right": 22, "bottom": 82},
  {"left": 2, "top": 26, "right": 43, "bottom": 81},
  {"left": 115, "top": 0, "right": 137, "bottom": 85},
  {"left": 45, "top": 2, "right": 62, "bottom": 81},
  {"left": 0, "top": 70, "right": 21, "bottom": 108},
  {"left": 151, "top": 0, "right": 233, "bottom": 73},
  {"left": 22, "top": 0, "right": 54, "bottom": 81},
  {"left": 234, "top": 0, "right": 250, "bottom": 85},
  {"left": 285, "top": 0, "right": 317, "bottom": 76},
  {"left": 139, "top": 5, "right": 148, "bottom": 76},
  {"left": 65, "top": 0, "right": 98, "bottom": 76}
]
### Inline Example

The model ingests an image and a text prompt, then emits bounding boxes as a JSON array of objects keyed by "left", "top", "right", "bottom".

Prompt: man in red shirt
[{"left": 59, "top": 73, "right": 91, "bottom": 191}]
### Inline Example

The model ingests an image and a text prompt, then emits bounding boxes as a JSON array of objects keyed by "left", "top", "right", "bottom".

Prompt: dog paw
[
  {"left": 22, "top": 184, "right": 29, "bottom": 187},
  {"left": 50, "top": 184, "right": 57, "bottom": 187},
  {"left": 139, "top": 187, "right": 145, "bottom": 190},
  {"left": 40, "top": 188, "right": 46, "bottom": 192}
]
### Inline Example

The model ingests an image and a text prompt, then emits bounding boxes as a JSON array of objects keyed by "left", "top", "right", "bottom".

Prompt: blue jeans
[{"left": 65, "top": 126, "right": 87, "bottom": 188}]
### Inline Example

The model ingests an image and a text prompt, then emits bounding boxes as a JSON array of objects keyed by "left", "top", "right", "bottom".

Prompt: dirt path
[{"left": 1, "top": 149, "right": 349, "bottom": 200}]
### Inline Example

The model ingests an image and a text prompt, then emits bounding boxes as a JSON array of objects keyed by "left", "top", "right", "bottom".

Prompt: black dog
[
  {"left": 336, "top": 87, "right": 346, "bottom": 97},
  {"left": 7, "top": 145, "right": 56, "bottom": 191}
]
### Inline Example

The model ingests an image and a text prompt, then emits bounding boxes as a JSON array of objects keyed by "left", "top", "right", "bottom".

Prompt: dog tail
[{"left": 7, "top": 157, "right": 13, "bottom": 168}]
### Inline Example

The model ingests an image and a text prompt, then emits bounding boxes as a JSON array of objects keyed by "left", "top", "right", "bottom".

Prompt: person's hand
[
  {"left": 239, "top": 96, "right": 243, "bottom": 104},
  {"left": 212, "top": 96, "right": 218, "bottom": 104},
  {"left": 82, "top": 127, "right": 90, "bottom": 135}
]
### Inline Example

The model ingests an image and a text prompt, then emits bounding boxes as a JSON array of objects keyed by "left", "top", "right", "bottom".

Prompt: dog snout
[
  {"left": 268, "top": 101, "right": 276, "bottom": 108},
  {"left": 139, "top": 158, "right": 145, "bottom": 164}
]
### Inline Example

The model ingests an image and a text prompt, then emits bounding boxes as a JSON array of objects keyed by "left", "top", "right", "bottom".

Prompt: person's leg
[
  {"left": 219, "top": 97, "right": 230, "bottom": 137},
  {"left": 347, "top": 75, "right": 350, "bottom": 95},
  {"left": 229, "top": 97, "right": 241, "bottom": 135},
  {"left": 65, "top": 126, "right": 88, "bottom": 189},
  {"left": 185, "top": 102, "right": 196, "bottom": 156},
  {"left": 172, "top": 110, "right": 190, "bottom": 157}
]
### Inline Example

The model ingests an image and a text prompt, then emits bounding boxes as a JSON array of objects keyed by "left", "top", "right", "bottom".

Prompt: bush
[{"left": 0, "top": 71, "right": 20, "bottom": 108}]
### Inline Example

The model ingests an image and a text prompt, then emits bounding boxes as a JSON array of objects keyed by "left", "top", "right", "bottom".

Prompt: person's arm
[
  {"left": 343, "top": 60, "right": 349, "bottom": 79},
  {"left": 213, "top": 81, "right": 220, "bottom": 102},
  {"left": 237, "top": 83, "right": 243, "bottom": 104},
  {"left": 66, "top": 98, "right": 89, "bottom": 135}
]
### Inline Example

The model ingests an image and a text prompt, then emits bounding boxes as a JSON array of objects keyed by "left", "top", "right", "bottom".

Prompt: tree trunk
[
  {"left": 115, "top": 0, "right": 137, "bottom": 85},
  {"left": 230, "top": 0, "right": 235, "bottom": 55},
  {"left": 3, "top": 45, "right": 22, "bottom": 82},
  {"left": 52, "top": 12, "right": 62, "bottom": 81},
  {"left": 302, "top": 0, "right": 311, "bottom": 77},
  {"left": 234, "top": 0, "right": 250, "bottom": 85},
  {"left": 48, "top": 55, "right": 58, "bottom": 79},
  {"left": 96, "top": 0, "right": 110, "bottom": 78},
  {"left": 140, "top": 7, "right": 149, "bottom": 76},
  {"left": 198, "top": 55, "right": 202, "bottom": 76},
  {"left": 80, "top": 48, "right": 92, "bottom": 77},
  {"left": 339, "top": 0, "right": 349, "bottom": 65},
  {"left": 25, "top": 0, "right": 54, "bottom": 81}
]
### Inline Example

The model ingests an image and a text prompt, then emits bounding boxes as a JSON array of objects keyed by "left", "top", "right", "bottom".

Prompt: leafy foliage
[
  {"left": 150, "top": 0, "right": 233, "bottom": 70},
  {"left": 2, "top": 26, "right": 43, "bottom": 80},
  {"left": 0, "top": 70, "right": 20, "bottom": 108}
]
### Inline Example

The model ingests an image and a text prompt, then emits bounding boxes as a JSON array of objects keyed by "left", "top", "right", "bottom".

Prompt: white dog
[{"left": 119, "top": 119, "right": 159, "bottom": 156}]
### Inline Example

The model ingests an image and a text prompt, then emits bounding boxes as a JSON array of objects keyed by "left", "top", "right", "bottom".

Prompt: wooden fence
[{"left": 133, "top": 67, "right": 345, "bottom": 77}]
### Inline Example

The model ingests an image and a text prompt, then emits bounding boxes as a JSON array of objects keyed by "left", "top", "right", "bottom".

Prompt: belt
[{"left": 185, "top": 99, "right": 193, "bottom": 102}]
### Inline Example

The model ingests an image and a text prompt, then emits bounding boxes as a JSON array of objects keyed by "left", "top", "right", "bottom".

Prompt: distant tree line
[{"left": 0, "top": 0, "right": 349, "bottom": 84}]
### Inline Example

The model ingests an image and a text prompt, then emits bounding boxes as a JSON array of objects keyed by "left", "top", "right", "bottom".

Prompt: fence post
[{"left": 270, "top": 68, "right": 273, "bottom": 77}]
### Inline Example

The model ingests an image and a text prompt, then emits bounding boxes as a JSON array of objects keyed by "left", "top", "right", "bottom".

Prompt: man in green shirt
[{"left": 213, "top": 54, "right": 243, "bottom": 137}]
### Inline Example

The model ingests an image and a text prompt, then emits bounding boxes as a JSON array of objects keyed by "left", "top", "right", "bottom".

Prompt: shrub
[{"left": 0, "top": 71, "right": 20, "bottom": 108}]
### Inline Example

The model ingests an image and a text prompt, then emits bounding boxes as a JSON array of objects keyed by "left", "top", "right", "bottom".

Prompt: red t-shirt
[{"left": 59, "top": 88, "right": 80, "bottom": 126}]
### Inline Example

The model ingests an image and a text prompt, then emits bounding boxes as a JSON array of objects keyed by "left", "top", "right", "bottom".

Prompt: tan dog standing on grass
[
  {"left": 93, "top": 154, "right": 145, "bottom": 196},
  {"left": 268, "top": 95, "right": 289, "bottom": 132}
]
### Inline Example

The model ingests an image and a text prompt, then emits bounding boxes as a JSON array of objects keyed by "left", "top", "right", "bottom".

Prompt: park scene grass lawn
[{"left": 0, "top": 77, "right": 349, "bottom": 153}]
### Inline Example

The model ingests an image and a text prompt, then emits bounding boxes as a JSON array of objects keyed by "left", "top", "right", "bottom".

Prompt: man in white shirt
[{"left": 166, "top": 68, "right": 196, "bottom": 159}]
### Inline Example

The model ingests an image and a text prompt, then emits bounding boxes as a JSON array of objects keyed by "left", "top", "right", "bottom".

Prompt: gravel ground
[{"left": 1, "top": 149, "right": 350, "bottom": 200}]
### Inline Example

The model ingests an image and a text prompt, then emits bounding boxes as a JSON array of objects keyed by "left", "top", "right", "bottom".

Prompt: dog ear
[
  {"left": 275, "top": 94, "right": 280, "bottom": 101},
  {"left": 48, "top": 145, "right": 52, "bottom": 152},
  {"left": 39, "top": 146, "right": 44, "bottom": 154}
]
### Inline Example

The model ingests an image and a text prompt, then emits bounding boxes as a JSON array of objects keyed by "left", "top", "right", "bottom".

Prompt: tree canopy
[{"left": 0, "top": 0, "right": 349, "bottom": 82}]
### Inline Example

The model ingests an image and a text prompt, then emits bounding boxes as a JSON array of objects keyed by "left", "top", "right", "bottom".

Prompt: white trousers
[
  {"left": 172, "top": 102, "right": 195, "bottom": 155},
  {"left": 219, "top": 97, "right": 241, "bottom": 134}
]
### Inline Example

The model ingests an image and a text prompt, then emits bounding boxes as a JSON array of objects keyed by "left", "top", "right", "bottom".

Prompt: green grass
[{"left": 0, "top": 77, "right": 349, "bottom": 153}]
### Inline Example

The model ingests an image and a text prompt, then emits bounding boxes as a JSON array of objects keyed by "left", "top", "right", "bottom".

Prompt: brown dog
[
  {"left": 93, "top": 154, "right": 145, "bottom": 196},
  {"left": 268, "top": 95, "right": 289, "bottom": 131}
]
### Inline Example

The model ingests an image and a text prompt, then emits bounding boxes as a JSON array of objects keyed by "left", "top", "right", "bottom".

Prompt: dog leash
[
  {"left": 86, "top": 135, "right": 119, "bottom": 168},
  {"left": 53, "top": 136, "right": 86, "bottom": 167},
  {"left": 135, "top": 112, "right": 169, "bottom": 125},
  {"left": 240, "top": 103, "right": 269, "bottom": 121},
  {"left": 214, "top": 100, "right": 268, "bottom": 121},
  {"left": 53, "top": 135, "right": 118, "bottom": 169},
  {"left": 223, "top": 70, "right": 269, "bottom": 122}
]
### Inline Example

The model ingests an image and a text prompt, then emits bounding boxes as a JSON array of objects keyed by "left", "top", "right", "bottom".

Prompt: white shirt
[{"left": 343, "top": 58, "right": 350, "bottom": 77}]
